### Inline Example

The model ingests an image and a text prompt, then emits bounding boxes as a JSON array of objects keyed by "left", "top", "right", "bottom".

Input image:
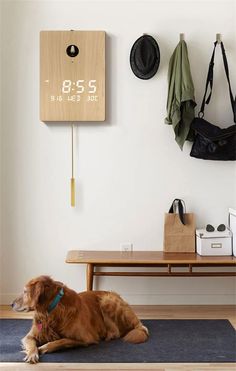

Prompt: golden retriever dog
[{"left": 12, "top": 275, "right": 149, "bottom": 363}]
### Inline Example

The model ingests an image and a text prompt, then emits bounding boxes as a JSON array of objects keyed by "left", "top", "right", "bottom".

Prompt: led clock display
[
  {"left": 61, "top": 79, "right": 97, "bottom": 94},
  {"left": 48, "top": 79, "right": 98, "bottom": 103}
]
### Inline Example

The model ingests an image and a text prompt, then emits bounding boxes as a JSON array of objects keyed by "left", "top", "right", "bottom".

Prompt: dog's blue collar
[{"left": 48, "top": 288, "right": 64, "bottom": 313}]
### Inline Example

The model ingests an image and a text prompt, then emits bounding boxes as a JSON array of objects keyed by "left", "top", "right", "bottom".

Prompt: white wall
[{"left": 1, "top": 0, "right": 236, "bottom": 305}]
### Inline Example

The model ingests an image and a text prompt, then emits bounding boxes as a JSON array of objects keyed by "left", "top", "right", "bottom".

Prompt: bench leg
[{"left": 86, "top": 263, "right": 94, "bottom": 291}]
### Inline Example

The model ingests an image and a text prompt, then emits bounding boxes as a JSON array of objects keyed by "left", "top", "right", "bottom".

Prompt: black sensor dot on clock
[{"left": 66, "top": 45, "right": 79, "bottom": 58}]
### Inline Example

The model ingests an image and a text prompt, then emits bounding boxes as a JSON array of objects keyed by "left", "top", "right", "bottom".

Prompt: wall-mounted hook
[
  {"left": 216, "top": 33, "right": 222, "bottom": 43},
  {"left": 179, "top": 33, "right": 185, "bottom": 41}
]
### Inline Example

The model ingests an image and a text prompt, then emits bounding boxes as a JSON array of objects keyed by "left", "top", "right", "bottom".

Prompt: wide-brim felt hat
[{"left": 130, "top": 35, "right": 160, "bottom": 80}]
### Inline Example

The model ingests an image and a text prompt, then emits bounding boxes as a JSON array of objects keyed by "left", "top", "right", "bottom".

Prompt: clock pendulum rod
[{"left": 71, "top": 123, "right": 75, "bottom": 207}]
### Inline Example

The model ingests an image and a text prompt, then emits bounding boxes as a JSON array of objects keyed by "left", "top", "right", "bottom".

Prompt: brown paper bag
[{"left": 164, "top": 199, "right": 196, "bottom": 253}]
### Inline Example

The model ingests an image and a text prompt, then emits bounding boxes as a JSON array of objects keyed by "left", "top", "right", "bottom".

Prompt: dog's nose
[{"left": 11, "top": 303, "right": 14, "bottom": 308}]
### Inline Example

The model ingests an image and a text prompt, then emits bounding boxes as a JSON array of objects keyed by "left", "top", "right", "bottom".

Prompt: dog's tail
[{"left": 123, "top": 324, "right": 149, "bottom": 344}]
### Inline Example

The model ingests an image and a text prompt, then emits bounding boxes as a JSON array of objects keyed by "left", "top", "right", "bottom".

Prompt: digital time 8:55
[{"left": 62, "top": 80, "right": 97, "bottom": 94}]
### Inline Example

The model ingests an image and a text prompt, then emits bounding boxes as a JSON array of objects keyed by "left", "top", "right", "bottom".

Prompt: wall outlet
[{"left": 120, "top": 243, "right": 133, "bottom": 252}]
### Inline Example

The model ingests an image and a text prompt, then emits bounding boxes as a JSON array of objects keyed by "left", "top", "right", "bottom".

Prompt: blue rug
[{"left": 0, "top": 319, "right": 235, "bottom": 363}]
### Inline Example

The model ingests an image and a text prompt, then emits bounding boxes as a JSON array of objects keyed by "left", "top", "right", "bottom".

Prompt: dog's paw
[
  {"left": 23, "top": 349, "right": 39, "bottom": 364},
  {"left": 38, "top": 343, "right": 49, "bottom": 354}
]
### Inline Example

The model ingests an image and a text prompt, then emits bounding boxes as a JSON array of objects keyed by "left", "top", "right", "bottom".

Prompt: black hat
[{"left": 130, "top": 35, "right": 160, "bottom": 80}]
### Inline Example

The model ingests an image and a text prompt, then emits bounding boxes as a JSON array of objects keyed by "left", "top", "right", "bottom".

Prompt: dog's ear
[
  {"left": 27, "top": 276, "right": 54, "bottom": 308},
  {"left": 30, "top": 281, "right": 45, "bottom": 308}
]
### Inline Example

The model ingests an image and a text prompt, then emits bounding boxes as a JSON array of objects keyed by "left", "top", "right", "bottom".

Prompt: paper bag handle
[{"left": 168, "top": 199, "right": 186, "bottom": 225}]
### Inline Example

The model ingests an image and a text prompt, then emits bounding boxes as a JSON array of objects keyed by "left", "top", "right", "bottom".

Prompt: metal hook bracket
[{"left": 216, "top": 33, "right": 222, "bottom": 44}]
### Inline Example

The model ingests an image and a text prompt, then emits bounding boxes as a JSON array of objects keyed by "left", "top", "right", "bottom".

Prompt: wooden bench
[{"left": 66, "top": 250, "right": 236, "bottom": 290}]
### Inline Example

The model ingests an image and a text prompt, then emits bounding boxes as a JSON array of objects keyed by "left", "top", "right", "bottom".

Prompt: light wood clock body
[{"left": 40, "top": 30, "right": 105, "bottom": 122}]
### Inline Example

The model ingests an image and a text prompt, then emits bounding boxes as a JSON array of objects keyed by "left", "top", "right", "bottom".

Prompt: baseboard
[
  {"left": 121, "top": 293, "right": 236, "bottom": 305},
  {"left": 1, "top": 293, "right": 236, "bottom": 306}
]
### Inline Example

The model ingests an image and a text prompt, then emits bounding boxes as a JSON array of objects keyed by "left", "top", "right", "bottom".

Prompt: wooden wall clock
[
  {"left": 40, "top": 30, "right": 105, "bottom": 122},
  {"left": 40, "top": 30, "right": 106, "bottom": 207}
]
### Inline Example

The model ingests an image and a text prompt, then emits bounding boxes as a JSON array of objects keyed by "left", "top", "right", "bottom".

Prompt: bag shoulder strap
[
  {"left": 221, "top": 43, "right": 236, "bottom": 122},
  {"left": 199, "top": 41, "right": 236, "bottom": 123}
]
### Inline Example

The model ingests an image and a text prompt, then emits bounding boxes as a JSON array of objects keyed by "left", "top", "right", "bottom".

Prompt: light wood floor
[{"left": 0, "top": 305, "right": 235, "bottom": 371}]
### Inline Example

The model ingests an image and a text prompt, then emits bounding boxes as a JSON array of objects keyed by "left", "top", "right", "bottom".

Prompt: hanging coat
[{"left": 165, "top": 40, "right": 196, "bottom": 149}]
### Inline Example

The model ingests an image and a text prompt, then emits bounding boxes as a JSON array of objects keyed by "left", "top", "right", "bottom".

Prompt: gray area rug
[{"left": 0, "top": 319, "right": 235, "bottom": 363}]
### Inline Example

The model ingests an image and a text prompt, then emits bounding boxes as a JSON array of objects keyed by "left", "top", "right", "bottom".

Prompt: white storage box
[
  {"left": 229, "top": 208, "right": 236, "bottom": 257},
  {"left": 196, "top": 228, "right": 232, "bottom": 256}
]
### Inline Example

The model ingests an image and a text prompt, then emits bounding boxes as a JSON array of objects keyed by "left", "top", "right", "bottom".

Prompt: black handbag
[{"left": 190, "top": 41, "right": 236, "bottom": 161}]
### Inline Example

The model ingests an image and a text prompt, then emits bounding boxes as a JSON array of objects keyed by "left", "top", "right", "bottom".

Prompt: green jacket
[{"left": 165, "top": 40, "right": 196, "bottom": 149}]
